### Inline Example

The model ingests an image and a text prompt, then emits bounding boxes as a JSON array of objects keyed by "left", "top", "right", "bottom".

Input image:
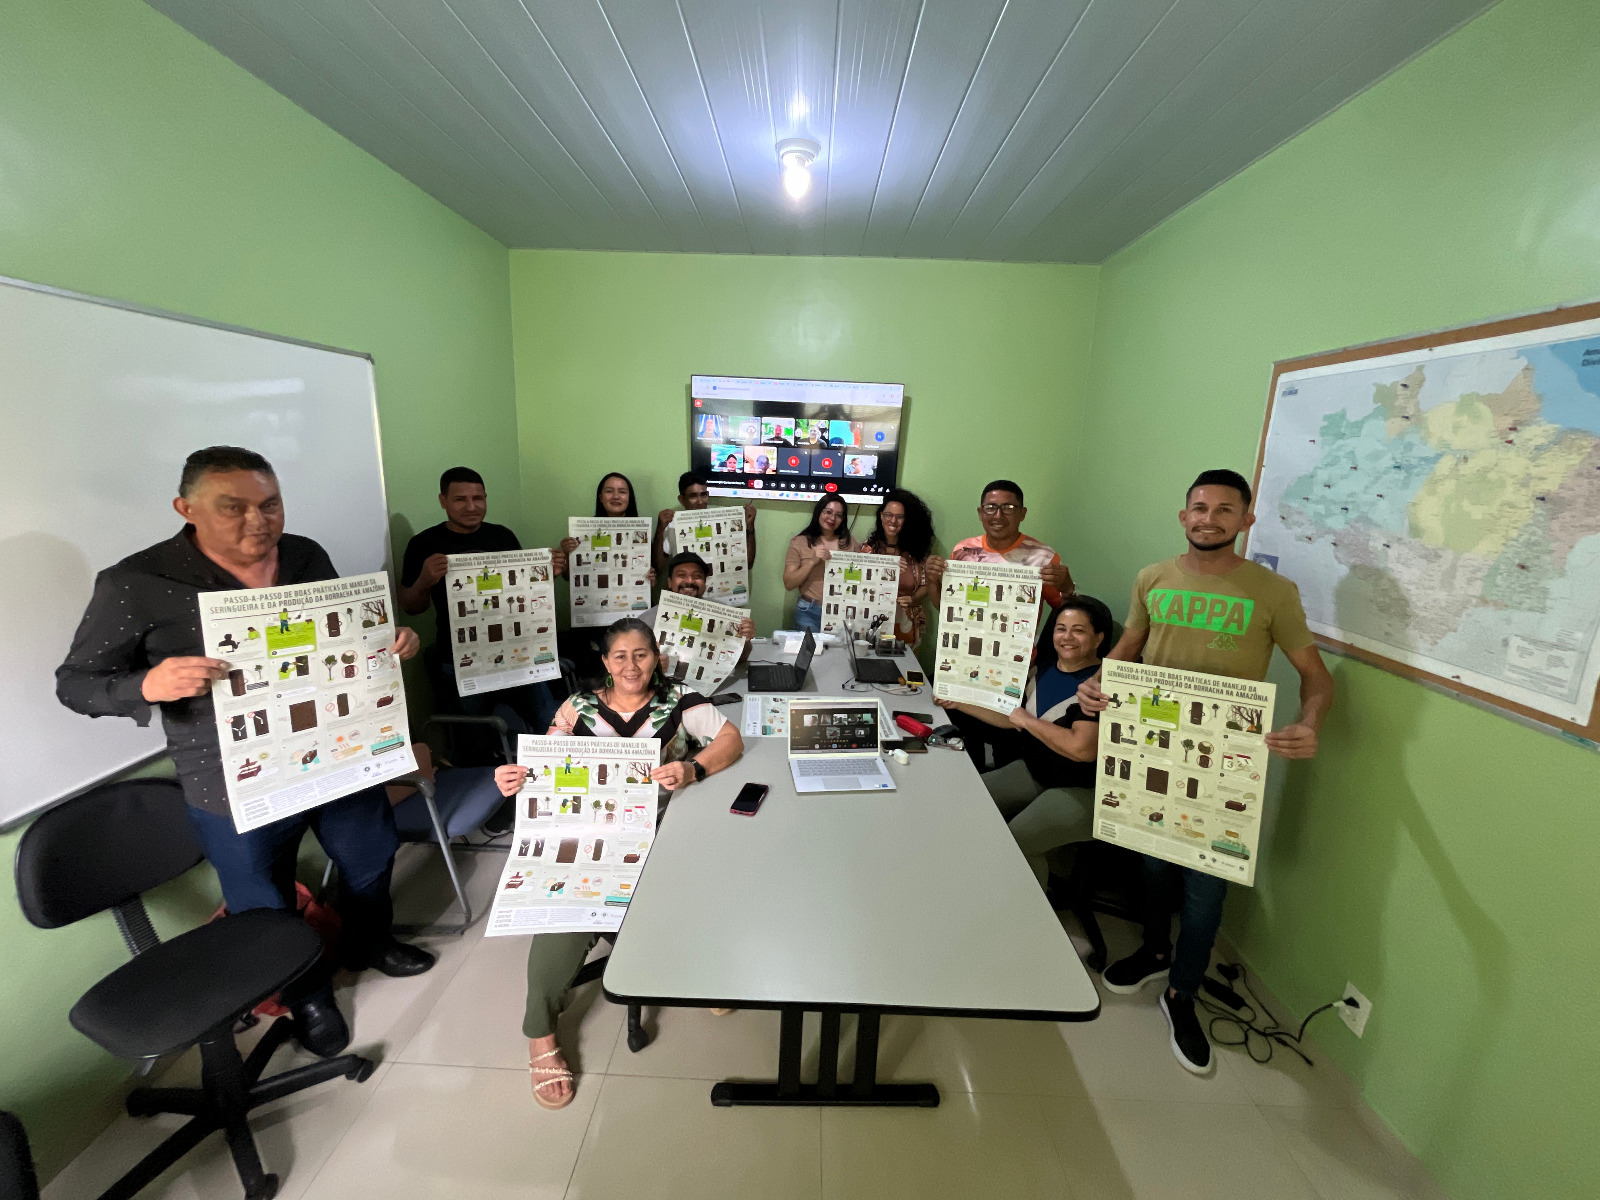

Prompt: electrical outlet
[{"left": 1339, "top": 982, "right": 1372, "bottom": 1037}]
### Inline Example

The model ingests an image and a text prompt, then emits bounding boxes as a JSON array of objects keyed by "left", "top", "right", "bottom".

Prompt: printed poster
[
  {"left": 820, "top": 550, "right": 900, "bottom": 637},
  {"left": 670, "top": 507, "right": 750, "bottom": 606},
  {"left": 653, "top": 592, "right": 747, "bottom": 695},
  {"left": 485, "top": 735, "right": 660, "bottom": 935},
  {"left": 567, "top": 516, "right": 653, "bottom": 628},
  {"left": 742, "top": 694, "right": 892, "bottom": 738},
  {"left": 1093, "top": 661, "right": 1276, "bottom": 886},
  {"left": 932, "top": 561, "right": 1042, "bottom": 714},
  {"left": 444, "top": 548, "right": 559, "bottom": 694},
  {"left": 742, "top": 694, "right": 792, "bottom": 738},
  {"left": 199, "top": 572, "right": 417, "bottom": 834}
]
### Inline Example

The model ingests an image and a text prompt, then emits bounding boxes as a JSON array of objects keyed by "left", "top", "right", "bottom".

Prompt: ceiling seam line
[
  {"left": 363, "top": 0, "right": 624, "bottom": 232},
  {"left": 674, "top": 0, "right": 756, "bottom": 253},
  {"left": 224, "top": 0, "right": 552, "bottom": 237},
  {"left": 894, "top": 0, "right": 1014, "bottom": 256},
  {"left": 589, "top": 0, "right": 716, "bottom": 244},
  {"left": 859, "top": 0, "right": 928, "bottom": 256},
  {"left": 1014, "top": 0, "right": 1272, "bottom": 255},
  {"left": 445, "top": 0, "right": 678, "bottom": 250},
  {"left": 971, "top": 0, "right": 1184, "bottom": 256},
  {"left": 933, "top": 0, "right": 1096, "bottom": 252}
]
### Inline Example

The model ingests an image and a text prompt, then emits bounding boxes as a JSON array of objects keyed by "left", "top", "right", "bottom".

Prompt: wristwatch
[{"left": 690, "top": 758, "right": 707, "bottom": 783}]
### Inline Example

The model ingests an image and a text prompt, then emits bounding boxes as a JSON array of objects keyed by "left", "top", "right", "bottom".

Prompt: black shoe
[
  {"left": 1102, "top": 946, "right": 1171, "bottom": 994},
  {"left": 291, "top": 990, "right": 351, "bottom": 1058},
  {"left": 1160, "top": 990, "right": 1214, "bottom": 1076},
  {"left": 365, "top": 939, "right": 437, "bottom": 977},
  {"left": 481, "top": 796, "right": 515, "bottom": 838}
]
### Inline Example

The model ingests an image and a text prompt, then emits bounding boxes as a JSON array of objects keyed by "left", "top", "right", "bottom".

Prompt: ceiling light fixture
[{"left": 777, "top": 137, "right": 820, "bottom": 201}]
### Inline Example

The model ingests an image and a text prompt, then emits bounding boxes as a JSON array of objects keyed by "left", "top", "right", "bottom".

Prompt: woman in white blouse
[{"left": 490, "top": 617, "right": 744, "bottom": 1109}]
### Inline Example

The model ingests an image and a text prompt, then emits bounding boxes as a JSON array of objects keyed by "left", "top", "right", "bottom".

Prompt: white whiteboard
[{"left": 0, "top": 276, "right": 391, "bottom": 829}]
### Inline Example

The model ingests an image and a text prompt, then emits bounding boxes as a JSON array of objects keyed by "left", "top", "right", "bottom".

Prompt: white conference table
[{"left": 602, "top": 634, "right": 1100, "bottom": 1107}]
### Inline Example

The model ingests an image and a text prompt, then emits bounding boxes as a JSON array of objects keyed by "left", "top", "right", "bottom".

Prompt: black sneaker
[
  {"left": 1160, "top": 990, "right": 1214, "bottom": 1076},
  {"left": 1101, "top": 946, "right": 1170, "bottom": 994}
]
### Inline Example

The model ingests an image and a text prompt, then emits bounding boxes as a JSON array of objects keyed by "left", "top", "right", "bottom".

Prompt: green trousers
[
  {"left": 983, "top": 759, "right": 1093, "bottom": 886},
  {"left": 523, "top": 931, "right": 598, "bottom": 1039}
]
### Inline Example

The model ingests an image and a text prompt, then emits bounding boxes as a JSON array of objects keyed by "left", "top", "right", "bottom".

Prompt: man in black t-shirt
[{"left": 400, "top": 467, "right": 564, "bottom": 732}]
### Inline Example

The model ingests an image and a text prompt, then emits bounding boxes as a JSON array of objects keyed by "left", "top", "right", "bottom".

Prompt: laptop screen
[{"left": 788, "top": 701, "right": 880, "bottom": 754}]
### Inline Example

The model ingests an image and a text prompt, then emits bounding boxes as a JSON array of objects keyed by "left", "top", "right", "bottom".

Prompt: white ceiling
[{"left": 148, "top": 0, "right": 1495, "bottom": 262}]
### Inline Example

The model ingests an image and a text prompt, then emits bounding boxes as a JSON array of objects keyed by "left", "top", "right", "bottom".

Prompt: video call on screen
[{"left": 687, "top": 381, "right": 903, "bottom": 505}]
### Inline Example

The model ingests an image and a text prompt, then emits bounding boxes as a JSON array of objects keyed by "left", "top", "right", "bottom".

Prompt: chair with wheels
[{"left": 14, "top": 779, "right": 376, "bottom": 1200}]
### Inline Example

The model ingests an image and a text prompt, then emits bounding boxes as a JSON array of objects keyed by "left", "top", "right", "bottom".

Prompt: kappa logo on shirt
[{"left": 1146, "top": 589, "right": 1254, "bottom": 643}]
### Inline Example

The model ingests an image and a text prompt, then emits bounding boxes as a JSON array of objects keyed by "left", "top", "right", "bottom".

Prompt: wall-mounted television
[{"left": 688, "top": 375, "right": 904, "bottom": 505}]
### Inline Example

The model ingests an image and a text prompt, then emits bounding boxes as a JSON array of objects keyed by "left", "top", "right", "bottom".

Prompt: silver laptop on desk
[{"left": 787, "top": 699, "right": 896, "bottom": 793}]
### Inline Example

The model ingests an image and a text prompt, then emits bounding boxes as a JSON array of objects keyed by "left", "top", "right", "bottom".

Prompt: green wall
[
  {"left": 510, "top": 250, "right": 1100, "bottom": 636},
  {"left": 0, "top": 0, "right": 516, "bottom": 1177},
  {"left": 1079, "top": 0, "right": 1600, "bottom": 1196},
  {"left": 7, "top": 0, "right": 1595, "bottom": 1192}
]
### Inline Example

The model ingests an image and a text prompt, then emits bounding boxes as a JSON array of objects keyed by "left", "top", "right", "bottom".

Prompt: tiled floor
[{"left": 45, "top": 843, "right": 1448, "bottom": 1200}]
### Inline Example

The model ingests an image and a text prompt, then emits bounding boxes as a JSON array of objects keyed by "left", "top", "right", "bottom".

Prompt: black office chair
[
  {"left": 14, "top": 779, "right": 376, "bottom": 1200},
  {"left": 1050, "top": 840, "right": 1147, "bottom": 972}
]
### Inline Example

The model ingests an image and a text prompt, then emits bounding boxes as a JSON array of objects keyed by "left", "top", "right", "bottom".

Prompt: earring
[{"left": 604, "top": 673, "right": 614, "bottom": 688}]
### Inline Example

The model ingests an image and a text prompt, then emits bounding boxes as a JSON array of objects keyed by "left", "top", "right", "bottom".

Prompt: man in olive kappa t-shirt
[{"left": 1077, "top": 468, "right": 1335, "bottom": 1076}]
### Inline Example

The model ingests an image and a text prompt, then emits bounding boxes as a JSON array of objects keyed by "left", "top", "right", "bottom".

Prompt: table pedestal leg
[{"left": 710, "top": 1008, "right": 940, "bottom": 1108}]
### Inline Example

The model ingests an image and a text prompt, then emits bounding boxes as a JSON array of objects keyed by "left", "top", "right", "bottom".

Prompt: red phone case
[
  {"left": 895, "top": 714, "right": 934, "bottom": 739},
  {"left": 731, "top": 785, "right": 768, "bottom": 816}
]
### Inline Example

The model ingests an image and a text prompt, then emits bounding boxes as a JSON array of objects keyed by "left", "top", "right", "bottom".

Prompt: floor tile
[
  {"left": 300, "top": 1062, "right": 596, "bottom": 1200},
  {"left": 604, "top": 1004, "right": 788, "bottom": 1082},
  {"left": 390, "top": 838, "right": 506, "bottom": 931},
  {"left": 396, "top": 932, "right": 623, "bottom": 1075},
  {"left": 1214, "top": 1037, "right": 1361, "bottom": 1108},
  {"left": 1055, "top": 983, "right": 1252, "bottom": 1102},
  {"left": 820, "top": 1091, "right": 1071, "bottom": 1200},
  {"left": 1260, "top": 1105, "right": 1451, "bottom": 1200},
  {"left": 873, "top": 1013, "right": 1091, "bottom": 1098},
  {"left": 42, "top": 1062, "right": 390, "bottom": 1200},
  {"left": 1044, "top": 1096, "right": 1322, "bottom": 1200},
  {"left": 566, "top": 1074, "right": 821, "bottom": 1200},
  {"left": 322, "top": 926, "right": 476, "bottom": 1059}
]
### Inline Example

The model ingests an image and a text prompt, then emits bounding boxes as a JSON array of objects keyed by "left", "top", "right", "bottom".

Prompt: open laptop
[
  {"left": 747, "top": 630, "right": 816, "bottom": 692},
  {"left": 787, "top": 699, "right": 896, "bottom": 792},
  {"left": 847, "top": 630, "right": 903, "bottom": 684}
]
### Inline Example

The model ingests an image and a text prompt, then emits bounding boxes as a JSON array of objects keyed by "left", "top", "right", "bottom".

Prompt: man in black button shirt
[
  {"left": 57, "top": 446, "right": 436, "bottom": 1058},
  {"left": 399, "top": 466, "right": 564, "bottom": 734}
]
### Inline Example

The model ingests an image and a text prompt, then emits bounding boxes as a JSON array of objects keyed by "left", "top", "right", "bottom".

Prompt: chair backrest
[{"left": 14, "top": 778, "right": 203, "bottom": 930}]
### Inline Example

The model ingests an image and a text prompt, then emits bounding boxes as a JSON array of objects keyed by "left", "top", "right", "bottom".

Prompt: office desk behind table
[{"left": 604, "top": 639, "right": 1100, "bottom": 1108}]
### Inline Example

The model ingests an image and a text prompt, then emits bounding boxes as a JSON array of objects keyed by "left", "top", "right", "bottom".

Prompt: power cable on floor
[{"left": 1196, "top": 961, "right": 1357, "bottom": 1066}]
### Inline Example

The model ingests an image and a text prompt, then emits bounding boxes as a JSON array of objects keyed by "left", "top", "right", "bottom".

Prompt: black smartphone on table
[{"left": 730, "top": 782, "right": 769, "bottom": 816}]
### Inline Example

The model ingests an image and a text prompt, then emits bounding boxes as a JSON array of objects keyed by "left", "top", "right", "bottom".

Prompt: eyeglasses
[{"left": 979, "top": 503, "right": 1021, "bottom": 516}]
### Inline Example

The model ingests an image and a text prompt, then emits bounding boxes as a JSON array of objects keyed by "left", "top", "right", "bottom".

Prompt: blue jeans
[
  {"left": 185, "top": 785, "right": 401, "bottom": 988},
  {"left": 794, "top": 596, "right": 822, "bottom": 633},
  {"left": 1138, "top": 855, "right": 1229, "bottom": 997}
]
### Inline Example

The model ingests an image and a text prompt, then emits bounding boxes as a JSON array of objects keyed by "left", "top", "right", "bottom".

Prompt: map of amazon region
[{"left": 1250, "top": 315, "right": 1600, "bottom": 729}]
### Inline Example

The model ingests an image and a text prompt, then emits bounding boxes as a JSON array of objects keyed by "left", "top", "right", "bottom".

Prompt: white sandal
[{"left": 529, "top": 1047, "right": 575, "bottom": 1110}]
